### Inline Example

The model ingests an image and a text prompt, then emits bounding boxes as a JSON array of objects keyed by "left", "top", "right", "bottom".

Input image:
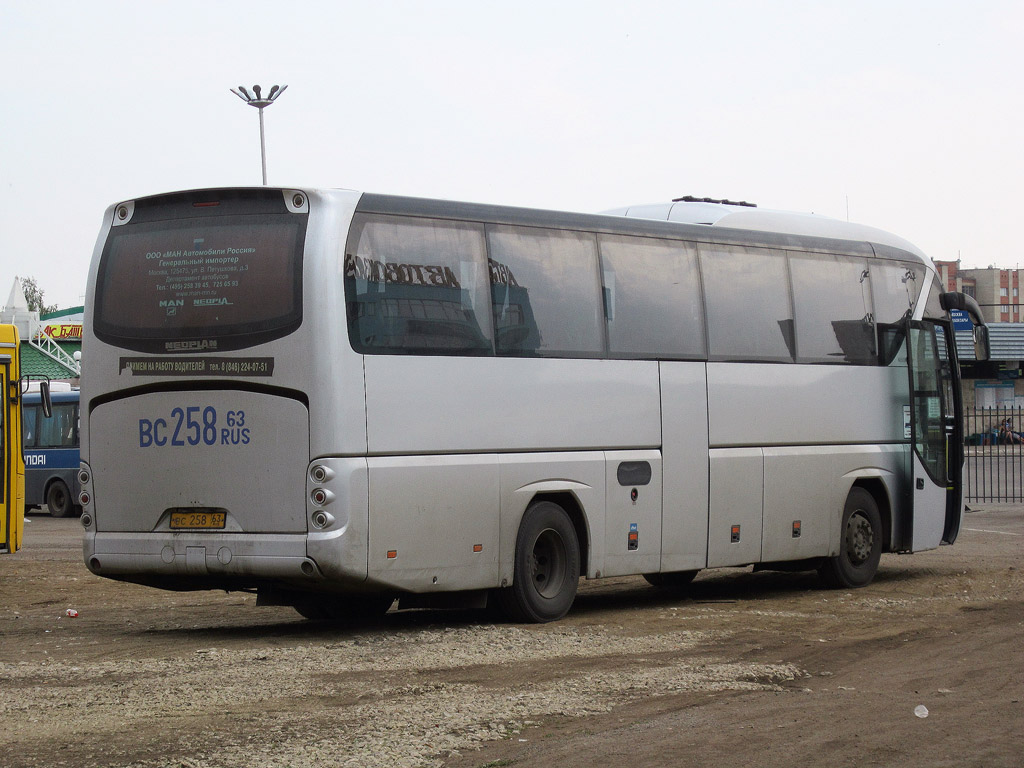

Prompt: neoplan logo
[
  {"left": 165, "top": 340, "right": 218, "bottom": 351},
  {"left": 194, "top": 298, "right": 233, "bottom": 306}
]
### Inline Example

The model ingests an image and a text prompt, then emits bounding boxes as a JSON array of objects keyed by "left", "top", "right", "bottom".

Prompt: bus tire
[
  {"left": 46, "top": 481, "right": 75, "bottom": 518},
  {"left": 818, "top": 487, "right": 882, "bottom": 589},
  {"left": 644, "top": 570, "right": 699, "bottom": 589},
  {"left": 498, "top": 500, "right": 580, "bottom": 623}
]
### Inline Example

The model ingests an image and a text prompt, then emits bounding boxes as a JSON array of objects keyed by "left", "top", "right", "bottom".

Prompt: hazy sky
[{"left": 2, "top": 1, "right": 1021, "bottom": 309}]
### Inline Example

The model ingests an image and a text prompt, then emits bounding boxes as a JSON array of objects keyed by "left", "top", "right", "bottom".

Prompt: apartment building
[{"left": 935, "top": 260, "right": 1023, "bottom": 324}]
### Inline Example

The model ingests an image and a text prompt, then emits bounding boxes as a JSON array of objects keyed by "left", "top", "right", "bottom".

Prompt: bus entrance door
[
  {"left": 1, "top": 343, "right": 24, "bottom": 555},
  {"left": 1, "top": 359, "right": 9, "bottom": 553},
  {"left": 906, "top": 320, "right": 962, "bottom": 552}
]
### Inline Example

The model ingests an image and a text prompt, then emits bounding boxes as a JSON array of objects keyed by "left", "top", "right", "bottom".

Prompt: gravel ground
[{"left": 1, "top": 506, "right": 1022, "bottom": 768}]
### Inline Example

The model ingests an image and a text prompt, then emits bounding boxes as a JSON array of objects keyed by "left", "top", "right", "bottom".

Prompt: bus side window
[
  {"left": 789, "top": 253, "right": 876, "bottom": 364},
  {"left": 599, "top": 234, "right": 705, "bottom": 359},
  {"left": 487, "top": 225, "right": 603, "bottom": 357},
  {"left": 873, "top": 262, "right": 925, "bottom": 365},
  {"left": 36, "top": 404, "right": 75, "bottom": 448},
  {"left": 873, "top": 262, "right": 924, "bottom": 322},
  {"left": 344, "top": 215, "right": 493, "bottom": 355},
  {"left": 23, "top": 405, "right": 37, "bottom": 447},
  {"left": 700, "top": 244, "right": 795, "bottom": 362}
]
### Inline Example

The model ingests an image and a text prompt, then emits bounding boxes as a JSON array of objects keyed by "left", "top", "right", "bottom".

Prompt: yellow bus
[{"left": 1, "top": 324, "right": 26, "bottom": 553}]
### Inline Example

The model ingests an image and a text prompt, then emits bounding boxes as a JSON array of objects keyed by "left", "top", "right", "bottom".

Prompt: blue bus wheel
[{"left": 46, "top": 481, "right": 76, "bottom": 518}]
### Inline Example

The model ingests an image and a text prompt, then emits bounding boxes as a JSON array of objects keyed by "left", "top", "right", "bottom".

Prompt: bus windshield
[{"left": 93, "top": 191, "right": 306, "bottom": 352}]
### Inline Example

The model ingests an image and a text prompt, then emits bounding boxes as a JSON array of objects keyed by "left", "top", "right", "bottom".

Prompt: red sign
[{"left": 42, "top": 324, "right": 83, "bottom": 340}]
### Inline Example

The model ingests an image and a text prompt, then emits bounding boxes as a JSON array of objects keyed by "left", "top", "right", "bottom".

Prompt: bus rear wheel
[
  {"left": 47, "top": 481, "right": 77, "bottom": 518},
  {"left": 819, "top": 487, "right": 882, "bottom": 589},
  {"left": 497, "top": 500, "right": 580, "bottom": 623}
]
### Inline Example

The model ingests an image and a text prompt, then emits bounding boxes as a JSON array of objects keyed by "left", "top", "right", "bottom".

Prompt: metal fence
[{"left": 964, "top": 407, "right": 1024, "bottom": 503}]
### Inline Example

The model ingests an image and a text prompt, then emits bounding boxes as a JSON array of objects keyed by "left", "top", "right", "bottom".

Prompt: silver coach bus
[{"left": 79, "top": 188, "right": 987, "bottom": 622}]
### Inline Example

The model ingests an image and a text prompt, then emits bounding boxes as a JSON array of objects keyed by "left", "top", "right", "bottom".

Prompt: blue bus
[{"left": 23, "top": 389, "right": 81, "bottom": 518}]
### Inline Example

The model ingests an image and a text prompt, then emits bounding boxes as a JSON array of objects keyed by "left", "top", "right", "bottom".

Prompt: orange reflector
[
  {"left": 473, "top": 544, "right": 483, "bottom": 553},
  {"left": 386, "top": 550, "right": 397, "bottom": 559}
]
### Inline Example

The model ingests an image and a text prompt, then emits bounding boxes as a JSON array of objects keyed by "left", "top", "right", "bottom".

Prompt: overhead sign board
[{"left": 39, "top": 323, "right": 84, "bottom": 340}]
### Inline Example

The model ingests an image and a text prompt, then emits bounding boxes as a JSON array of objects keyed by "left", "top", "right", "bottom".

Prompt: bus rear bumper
[{"left": 84, "top": 532, "right": 323, "bottom": 588}]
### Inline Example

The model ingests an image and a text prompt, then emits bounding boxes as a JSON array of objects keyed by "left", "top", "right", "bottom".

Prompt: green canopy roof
[
  {"left": 20, "top": 342, "right": 80, "bottom": 378},
  {"left": 40, "top": 306, "right": 84, "bottom": 321}
]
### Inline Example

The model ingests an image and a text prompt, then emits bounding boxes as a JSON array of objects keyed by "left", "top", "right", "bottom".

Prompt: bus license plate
[{"left": 170, "top": 511, "right": 226, "bottom": 530}]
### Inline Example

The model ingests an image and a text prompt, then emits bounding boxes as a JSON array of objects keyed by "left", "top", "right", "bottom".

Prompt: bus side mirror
[
  {"left": 974, "top": 324, "right": 990, "bottom": 362},
  {"left": 40, "top": 380, "right": 53, "bottom": 419}
]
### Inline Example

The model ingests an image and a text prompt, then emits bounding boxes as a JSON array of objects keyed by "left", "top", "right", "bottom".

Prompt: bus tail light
[
  {"left": 310, "top": 488, "right": 334, "bottom": 506},
  {"left": 311, "top": 510, "right": 335, "bottom": 529},
  {"left": 309, "top": 464, "right": 334, "bottom": 483}
]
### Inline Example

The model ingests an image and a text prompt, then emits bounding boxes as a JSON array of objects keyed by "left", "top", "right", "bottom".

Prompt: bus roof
[
  {"left": 108, "top": 187, "right": 933, "bottom": 269},
  {"left": 22, "top": 389, "right": 79, "bottom": 405},
  {"left": 602, "top": 201, "right": 930, "bottom": 261},
  {"left": 354, "top": 191, "right": 932, "bottom": 269}
]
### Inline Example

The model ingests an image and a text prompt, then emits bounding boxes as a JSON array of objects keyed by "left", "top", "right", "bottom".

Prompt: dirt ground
[{"left": 1, "top": 506, "right": 1022, "bottom": 768}]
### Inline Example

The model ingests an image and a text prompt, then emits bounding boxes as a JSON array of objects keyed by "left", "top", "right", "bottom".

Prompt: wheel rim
[
  {"left": 530, "top": 528, "right": 568, "bottom": 599},
  {"left": 845, "top": 510, "right": 874, "bottom": 566}
]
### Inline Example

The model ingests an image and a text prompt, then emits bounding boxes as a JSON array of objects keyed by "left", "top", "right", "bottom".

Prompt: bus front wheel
[
  {"left": 497, "top": 500, "right": 580, "bottom": 623},
  {"left": 46, "top": 481, "right": 77, "bottom": 518},
  {"left": 819, "top": 487, "right": 882, "bottom": 589}
]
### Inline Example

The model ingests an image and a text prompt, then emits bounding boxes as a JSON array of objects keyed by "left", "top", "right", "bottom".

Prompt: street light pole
[{"left": 229, "top": 84, "right": 288, "bottom": 185}]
